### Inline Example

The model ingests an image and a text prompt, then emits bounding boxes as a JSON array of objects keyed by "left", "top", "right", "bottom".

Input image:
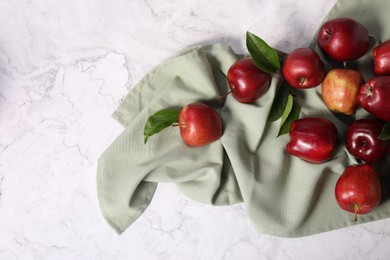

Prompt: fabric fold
[{"left": 97, "top": 45, "right": 243, "bottom": 234}]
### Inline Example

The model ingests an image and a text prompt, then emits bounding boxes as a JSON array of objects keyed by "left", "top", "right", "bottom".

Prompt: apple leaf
[
  {"left": 277, "top": 97, "right": 300, "bottom": 137},
  {"left": 280, "top": 94, "right": 294, "bottom": 128},
  {"left": 246, "top": 31, "right": 281, "bottom": 74},
  {"left": 144, "top": 109, "right": 181, "bottom": 144},
  {"left": 267, "top": 84, "right": 290, "bottom": 123},
  {"left": 378, "top": 122, "right": 390, "bottom": 140}
]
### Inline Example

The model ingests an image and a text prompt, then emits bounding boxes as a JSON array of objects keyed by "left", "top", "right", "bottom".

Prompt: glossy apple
[
  {"left": 346, "top": 118, "right": 390, "bottom": 163},
  {"left": 335, "top": 163, "right": 381, "bottom": 221},
  {"left": 317, "top": 17, "right": 369, "bottom": 62},
  {"left": 286, "top": 117, "right": 338, "bottom": 164},
  {"left": 373, "top": 40, "right": 390, "bottom": 76},
  {"left": 357, "top": 76, "right": 390, "bottom": 121},
  {"left": 227, "top": 57, "right": 271, "bottom": 103},
  {"left": 282, "top": 48, "right": 325, "bottom": 89},
  {"left": 179, "top": 103, "right": 223, "bottom": 147},
  {"left": 322, "top": 68, "right": 365, "bottom": 115}
]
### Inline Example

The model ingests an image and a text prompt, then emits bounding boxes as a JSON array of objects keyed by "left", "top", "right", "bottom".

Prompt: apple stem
[
  {"left": 171, "top": 122, "right": 181, "bottom": 127},
  {"left": 220, "top": 89, "right": 233, "bottom": 100},
  {"left": 299, "top": 77, "right": 306, "bottom": 85},
  {"left": 353, "top": 204, "right": 360, "bottom": 222}
]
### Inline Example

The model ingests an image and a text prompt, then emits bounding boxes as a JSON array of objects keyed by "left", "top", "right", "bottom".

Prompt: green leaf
[
  {"left": 267, "top": 84, "right": 291, "bottom": 123},
  {"left": 144, "top": 109, "right": 180, "bottom": 144},
  {"left": 246, "top": 31, "right": 281, "bottom": 74},
  {"left": 277, "top": 97, "right": 300, "bottom": 137},
  {"left": 378, "top": 122, "right": 390, "bottom": 140},
  {"left": 280, "top": 94, "right": 294, "bottom": 126}
]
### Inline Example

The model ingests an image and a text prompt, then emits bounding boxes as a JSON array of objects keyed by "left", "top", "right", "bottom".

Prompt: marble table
[{"left": 1, "top": 0, "right": 390, "bottom": 259}]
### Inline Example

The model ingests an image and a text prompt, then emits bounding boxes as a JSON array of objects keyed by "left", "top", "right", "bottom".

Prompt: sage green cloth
[{"left": 97, "top": 0, "right": 390, "bottom": 237}]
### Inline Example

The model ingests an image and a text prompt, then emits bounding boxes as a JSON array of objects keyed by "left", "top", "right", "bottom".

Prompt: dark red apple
[
  {"left": 346, "top": 119, "right": 390, "bottom": 163},
  {"left": 179, "top": 103, "right": 223, "bottom": 147},
  {"left": 373, "top": 40, "right": 390, "bottom": 76},
  {"left": 322, "top": 68, "right": 365, "bottom": 115},
  {"left": 282, "top": 48, "right": 325, "bottom": 89},
  {"left": 227, "top": 57, "right": 271, "bottom": 103},
  {"left": 286, "top": 117, "right": 338, "bottom": 164},
  {"left": 317, "top": 17, "right": 369, "bottom": 62},
  {"left": 357, "top": 76, "right": 390, "bottom": 121},
  {"left": 335, "top": 163, "right": 382, "bottom": 221}
]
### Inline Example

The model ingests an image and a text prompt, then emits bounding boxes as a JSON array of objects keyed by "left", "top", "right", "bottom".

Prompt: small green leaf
[
  {"left": 267, "top": 84, "right": 291, "bottom": 123},
  {"left": 277, "top": 97, "right": 300, "bottom": 137},
  {"left": 378, "top": 122, "right": 390, "bottom": 140},
  {"left": 280, "top": 94, "right": 294, "bottom": 126},
  {"left": 144, "top": 109, "right": 180, "bottom": 143},
  {"left": 246, "top": 31, "right": 281, "bottom": 74}
]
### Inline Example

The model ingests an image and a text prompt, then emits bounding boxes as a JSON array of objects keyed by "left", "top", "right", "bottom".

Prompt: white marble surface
[{"left": 1, "top": 0, "right": 390, "bottom": 259}]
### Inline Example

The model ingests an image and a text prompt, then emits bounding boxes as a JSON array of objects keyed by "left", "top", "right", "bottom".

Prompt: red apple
[
  {"left": 179, "top": 103, "right": 223, "bottom": 147},
  {"left": 335, "top": 163, "right": 382, "bottom": 221},
  {"left": 286, "top": 117, "right": 338, "bottom": 164},
  {"left": 317, "top": 17, "right": 369, "bottom": 62},
  {"left": 322, "top": 68, "right": 365, "bottom": 115},
  {"left": 282, "top": 48, "right": 325, "bottom": 89},
  {"left": 373, "top": 40, "right": 390, "bottom": 76},
  {"left": 357, "top": 76, "right": 390, "bottom": 121},
  {"left": 346, "top": 118, "right": 390, "bottom": 163},
  {"left": 227, "top": 57, "right": 271, "bottom": 103}
]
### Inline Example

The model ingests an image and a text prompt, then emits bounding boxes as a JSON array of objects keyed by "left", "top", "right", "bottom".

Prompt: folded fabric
[{"left": 97, "top": 0, "right": 390, "bottom": 237}]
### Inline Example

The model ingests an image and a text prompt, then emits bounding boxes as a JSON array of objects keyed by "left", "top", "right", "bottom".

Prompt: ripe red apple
[
  {"left": 346, "top": 118, "right": 390, "bottom": 163},
  {"left": 178, "top": 103, "right": 223, "bottom": 147},
  {"left": 335, "top": 163, "right": 382, "bottom": 221},
  {"left": 373, "top": 40, "right": 390, "bottom": 76},
  {"left": 317, "top": 17, "right": 369, "bottom": 62},
  {"left": 357, "top": 76, "right": 390, "bottom": 121},
  {"left": 322, "top": 68, "right": 365, "bottom": 115},
  {"left": 286, "top": 117, "right": 338, "bottom": 164},
  {"left": 282, "top": 48, "right": 325, "bottom": 89},
  {"left": 227, "top": 57, "right": 271, "bottom": 103}
]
